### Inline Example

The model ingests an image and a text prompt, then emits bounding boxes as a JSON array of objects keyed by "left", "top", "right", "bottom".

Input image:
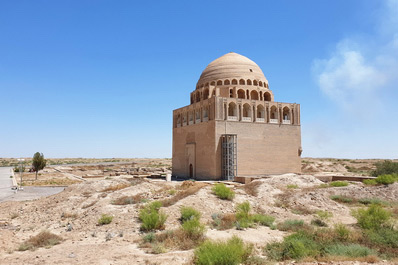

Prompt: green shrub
[
  {"left": 330, "top": 195, "right": 353, "bottom": 203},
  {"left": 353, "top": 204, "right": 390, "bottom": 230},
  {"left": 182, "top": 218, "right": 206, "bottom": 239},
  {"left": 358, "top": 197, "right": 386, "bottom": 205},
  {"left": 365, "top": 227, "right": 398, "bottom": 248},
  {"left": 287, "top": 184, "right": 299, "bottom": 189},
  {"left": 212, "top": 183, "right": 235, "bottom": 200},
  {"left": 372, "top": 160, "right": 398, "bottom": 177},
  {"left": 375, "top": 174, "right": 398, "bottom": 185},
  {"left": 252, "top": 214, "right": 275, "bottom": 227},
  {"left": 324, "top": 243, "right": 375, "bottom": 257},
  {"left": 194, "top": 236, "right": 252, "bottom": 265},
  {"left": 329, "top": 181, "right": 349, "bottom": 187},
  {"left": 363, "top": 179, "right": 377, "bottom": 185},
  {"left": 316, "top": 210, "right": 333, "bottom": 220},
  {"left": 139, "top": 201, "right": 167, "bottom": 231},
  {"left": 143, "top": 232, "right": 156, "bottom": 243},
  {"left": 98, "top": 214, "right": 113, "bottom": 225},
  {"left": 311, "top": 218, "right": 327, "bottom": 227},
  {"left": 277, "top": 219, "right": 304, "bottom": 231},
  {"left": 180, "top": 206, "right": 201, "bottom": 223},
  {"left": 334, "top": 223, "right": 351, "bottom": 241},
  {"left": 265, "top": 231, "right": 319, "bottom": 260},
  {"left": 235, "top": 201, "right": 252, "bottom": 229}
]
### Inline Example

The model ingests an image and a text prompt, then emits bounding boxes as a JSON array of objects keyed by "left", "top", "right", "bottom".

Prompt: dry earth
[{"left": 0, "top": 158, "right": 397, "bottom": 265}]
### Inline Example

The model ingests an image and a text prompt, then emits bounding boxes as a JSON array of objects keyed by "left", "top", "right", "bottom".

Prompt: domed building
[{"left": 172, "top": 52, "right": 302, "bottom": 180}]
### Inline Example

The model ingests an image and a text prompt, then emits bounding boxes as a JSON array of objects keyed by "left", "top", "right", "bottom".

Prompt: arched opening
[
  {"left": 188, "top": 111, "right": 193, "bottom": 123},
  {"left": 177, "top": 114, "right": 181, "bottom": 126},
  {"left": 243, "top": 103, "right": 251, "bottom": 119},
  {"left": 232, "top": 79, "right": 238, "bottom": 85},
  {"left": 196, "top": 92, "right": 201, "bottom": 102},
  {"left": 270, "top": 106, "right": 278, "bottom": 120},
  {"left": 203, "top": 107, "right": 208, "bottom": 119},
  {"left": 237, "top": 89, "right": 245, "bottom": 99},
  {"left": 239, "top": 79, "right": 245, "bottom": 85},
  {"left": 203, "top": 88, "right": 209, "bottom": 100},
  {"left": 217, "top": 80, "right": 222, "bottom": 86},
  {"left": 253, "top": 80, "right": 258, "bottom": 86},
  {"left": 250, "top": 90, "right": 259, "bottom": 100},
  {"left": 195, "top": 110, "right": 200, "bottom": 121},
  {"left": 228, "top": 102, "right": 237, "bottom": 117},
  {"left": 224, "top": 80, "right": 230, "bottom": 85},
  {"left": 190, "top": 95, "right": 194, "bottom": 104},
  {"left": 283, "top": 107, "right": 290, "bottom": 121},
  {"left": 210, "top": 81, "right": 215, "bottom": 86},
  {"left": 183, "top": 113, "right": 187, "bottom": 124},
  {"left": 257, "top": 105, "right": 265, "bottom": 119},
  {"left": 189, "top": 164, "right": 193, "bottom": 179},
  {"left": 264, "top": 92, "right": 271, "bottom": 101},
  {"left": 259, "top": 81, "right": 263, "bottom": 87},
  {"left": 247, "top": 79, "right": 252, "bottom": 85}
]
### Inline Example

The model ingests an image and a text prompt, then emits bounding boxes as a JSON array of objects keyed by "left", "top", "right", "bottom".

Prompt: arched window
[
  {"left": 228, "top": 102, "right": 237, "bottom": 117},
  {"left": 270, "top": 106, "right": 278, "bottom": 119},
  {"left": 283, "top": 107, "right": 290, "bottom": 120},
  {"left": 253, "top": 80, "right": 258, "bottom": 86},
  {"left": 195, "top": 110, "right": 200, "bottom": 120},
  {"left": 264, "top": 92, "right": 271, "bottom": 101},
  {"left": 183, "top": 113, "right": 187, "bottom": 124},
  {"left": 210, "top": 81, "right": 215, "bottom": 86},
  {"left": 239, "top": 79, "right": 245, "bottom": 85},
  {"left": 243, "top": 103, "right": 251, "bottom": 118},
  {"left": 217, "top": 80, "right": 222, "bottom": 86},
  {"left": 257, "top": 105, "right": 265, "bottom": 118},
  {"left": 250, "top": 90, "right": 259, "bottom": 100},
  {"left": 237, "top": 89, "right": 245, "bottom": 99},
  {"left": 247, "top": 79, "right": 252, "bottom": 85},
  {"left": 203, "top": 107, "right": 208, "bottom": 119},
  {"left": 196, "top": 92, "right": 201, "bottom": 102},
  {"left": 224, "top": 80, "right": 230, "bottom": 85},
  {"left": 259, "top": 81, "right": 263, "bottom": 87},
  {"left": 232, "top": 79, "right": 238, "bottom": 85},
  {"left": 177, "top": 114, "right": 181, "bottom": 126},
  {"left": 189, "top": 111, "right": 193, "bottom": 122},
  {"left": 203, "top": 88, "right": 209, "bottom": 100}
]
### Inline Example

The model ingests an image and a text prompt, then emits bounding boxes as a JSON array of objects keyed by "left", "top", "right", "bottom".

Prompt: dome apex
[{"left": 197, "top": 52, "right": 267, "bottom": 87}]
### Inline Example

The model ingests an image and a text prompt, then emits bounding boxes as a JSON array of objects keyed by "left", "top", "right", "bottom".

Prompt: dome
[{"left": 197, "top": 52, "right": 268, "bottom": 88}]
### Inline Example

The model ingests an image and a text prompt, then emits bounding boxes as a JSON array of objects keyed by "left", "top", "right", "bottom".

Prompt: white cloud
[{"left": 313, "top": 1, "right": 398, "bottom": 118}]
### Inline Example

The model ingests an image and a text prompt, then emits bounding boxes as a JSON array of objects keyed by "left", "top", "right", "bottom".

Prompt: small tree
[{"left": 32, "top": 152, "right": 46, "bottom": 180}]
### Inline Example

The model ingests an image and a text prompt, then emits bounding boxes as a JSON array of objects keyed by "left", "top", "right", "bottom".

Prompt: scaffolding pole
[{"left": 221, "top": 134, "right": 237, "bottom": 181}]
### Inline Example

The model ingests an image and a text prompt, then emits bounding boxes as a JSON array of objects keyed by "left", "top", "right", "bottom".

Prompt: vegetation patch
[
  {"left": 18, "top": 231, "right": 62, "bottom": 251},
  {"left": 102, "top": 183, "right": 131, "bottom": 192},
  {"left": 329, "top": 181, "right": 349, "bottom": 187},
  {"left": 277, "top": 219, "right": 306, "bottom": 232},
  {"left": 243, "top": 180, "right": 262, "bottom": 196},
  {"left": 98, "top": 214, "right": 113, "bottom": 225},
  {"left": 139, "top": 201, "right": 167, "bottom": 231},
  {"left": 212, "top": 183, "right": 235, "bottom": 200},
  {"left": 372, "top": 160, "right": 398, "bottom": 177},
  {"left": 194, "top": 236, "right": 253, "bottom": 265},
  {"left": 330, "top": 195, "right": 354, "bottom": 204},
  {"left": 180, "top": 206, "right": 201, "bottom": 223},
  {"left": 286, "top": 184, "right": 299, "bottom": 189},
  {"left": 112, "top": 194, "right": 143, "bottom": 205},
  {"left": 160, "top": 181, "right": 207, "bottom": 207}
]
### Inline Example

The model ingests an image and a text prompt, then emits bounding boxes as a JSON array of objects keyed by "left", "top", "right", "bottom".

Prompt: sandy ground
[{"left": 0, "top": 158, "right": 397, "bottom": 264}]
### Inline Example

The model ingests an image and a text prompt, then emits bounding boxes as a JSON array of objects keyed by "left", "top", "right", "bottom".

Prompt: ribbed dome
[{"left": 197, "top": 52, "right": 267, "bottom": 87}]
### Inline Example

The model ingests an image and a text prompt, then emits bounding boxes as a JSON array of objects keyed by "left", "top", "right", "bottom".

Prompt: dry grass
[
  {"left": 102, "top": 183, "right": 130, "bottom": 192},
  {"left": 160, "top": 181, "right": 207, "bottom": 207},
  {"left": 23, "top": 178, "right": 81, "bottom": 186},
  {"left": 82, "top": 200, "right": 98, "bottom": 209},
  {"left": 18, "top": 231, "right": 62, "bottom": 251},
  {"left": 243, "top": 180, "right": 262, "bottom": 196},
  {"left": 112, "top": 194, "right": 143, "bottom": 205},
  {"left": 317, "top": 255, "right": 379, "bottom": 263},
  {"left": 212, "top": 213, "right": 236, "bottom": 230},
  {"left": 61, "top": 212, "right": 78, "bottom": 219}
]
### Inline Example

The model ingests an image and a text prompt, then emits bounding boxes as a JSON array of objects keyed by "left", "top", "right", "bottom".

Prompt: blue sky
[{"left": 0, "top": 0, "right": 397, "bottom": 159}]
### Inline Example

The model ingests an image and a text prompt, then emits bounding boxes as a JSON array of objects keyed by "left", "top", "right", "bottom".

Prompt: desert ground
[{"left": 0, "top": 158, "right": 397, "bottom": 265}]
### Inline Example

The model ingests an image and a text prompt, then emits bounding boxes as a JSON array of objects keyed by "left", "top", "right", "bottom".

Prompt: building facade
[{"left": 172, "top": 52, "right": 302, "bottom": 180}]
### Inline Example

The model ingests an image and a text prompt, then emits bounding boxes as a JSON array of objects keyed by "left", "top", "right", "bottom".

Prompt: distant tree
[{"left": 32, "top": 152, "right": 46, "bottom": 180}]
